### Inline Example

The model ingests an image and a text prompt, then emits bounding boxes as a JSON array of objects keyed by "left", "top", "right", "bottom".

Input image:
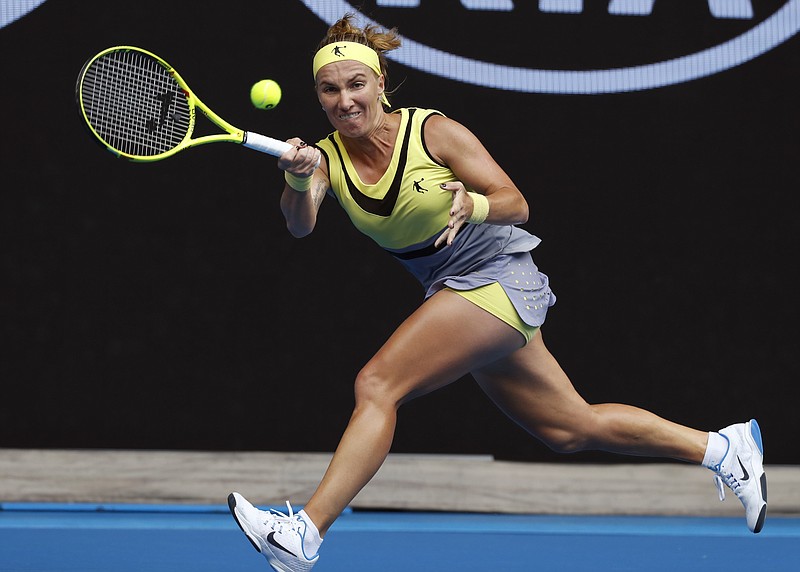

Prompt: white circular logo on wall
[{"left": 300, "top": 0, "right": 800, "bottom": 94}]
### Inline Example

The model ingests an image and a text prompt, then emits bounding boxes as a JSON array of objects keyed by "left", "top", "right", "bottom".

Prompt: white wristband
[
  {"left": 284, "top": 170, "right": 312, "bottom": 192},
  {"left": 467, "top": 192, "right": 489, "bottom": 224}
]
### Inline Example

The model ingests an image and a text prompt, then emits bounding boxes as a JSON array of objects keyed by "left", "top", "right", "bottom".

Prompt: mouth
[{"left": 338, "top": 111, "right": 361, "bottom": 121}]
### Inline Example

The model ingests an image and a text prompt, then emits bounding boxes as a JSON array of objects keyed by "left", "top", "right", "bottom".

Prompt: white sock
[
  {"left": 702, "top": 431, "right": 730, "bottom": 470},
  {"left": 298, "top": 509, "right": 323, "bottom": 556}
]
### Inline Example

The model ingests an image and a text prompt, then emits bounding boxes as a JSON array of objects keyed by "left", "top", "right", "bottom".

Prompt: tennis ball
[{"left": 250, "top": 79, "right": 282, "bottom": 110}]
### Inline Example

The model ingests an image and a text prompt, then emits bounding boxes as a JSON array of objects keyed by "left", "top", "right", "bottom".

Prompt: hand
[
  {"left": 278, "top": 137, "right": 321, "bottom": 178},
  {"left": 435, "top": 181, "right": 474, "bottom": 247}
]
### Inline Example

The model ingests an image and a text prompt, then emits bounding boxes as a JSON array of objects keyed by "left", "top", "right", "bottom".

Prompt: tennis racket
[{"left": 76, "top": 46, "right": 293, "bottom": 162}]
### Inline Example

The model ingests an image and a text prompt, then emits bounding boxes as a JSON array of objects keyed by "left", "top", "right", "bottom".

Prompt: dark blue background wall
[{"left": 2, "top": 1, "right": 798, "bottom": 464}]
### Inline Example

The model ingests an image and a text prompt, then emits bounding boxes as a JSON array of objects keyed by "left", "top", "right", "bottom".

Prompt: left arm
[{"left": 425, "top": 115, "right": 529, "bottom": 246}]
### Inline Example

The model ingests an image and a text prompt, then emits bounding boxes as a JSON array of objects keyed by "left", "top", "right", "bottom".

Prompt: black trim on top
[
  {"left": 420, "top": 111, "right": 446, "bottom": 167},
  {"left": 387, "top": 224, "right": 469, "bottom": 260},
  {"left": 328, "top": 108, "right": 417, "bottom": 217},
  {"left": 388, "top": 241, "right": 442, "bottom": 260}
]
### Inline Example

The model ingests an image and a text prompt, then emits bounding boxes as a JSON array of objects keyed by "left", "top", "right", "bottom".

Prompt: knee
[
  {"left": 353, "top": 360, "right": 399, "bottom": 409},
  {"left": 538, "top": 427, "right": 592, "bottom": 455}
]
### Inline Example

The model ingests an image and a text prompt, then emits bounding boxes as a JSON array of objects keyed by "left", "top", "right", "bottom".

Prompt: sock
[
  {"left": 702, "top": 431, "right": 730, "bottom": 470},
  {"left": 298, "top": 509, "right": 323, "bottom": 557}
]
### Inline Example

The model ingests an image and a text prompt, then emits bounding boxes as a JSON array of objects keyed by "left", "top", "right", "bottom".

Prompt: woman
[{"left": 228, "top": 14, "right": 766, "bottom": 572}]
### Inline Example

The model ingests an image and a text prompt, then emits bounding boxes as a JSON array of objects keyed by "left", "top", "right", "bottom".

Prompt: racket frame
[{"left": 76, "top": 46, "right": 292, "bottom": 162}]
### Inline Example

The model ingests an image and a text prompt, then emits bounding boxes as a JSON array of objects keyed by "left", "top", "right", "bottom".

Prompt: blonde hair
[{"left": 316, "top": 13, "right": 402, "bottom": 94}]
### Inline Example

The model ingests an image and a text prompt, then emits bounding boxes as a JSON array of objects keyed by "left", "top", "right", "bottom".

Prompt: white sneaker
[
  {"left": 228, "top": 492, "right": 319, "bottom": 572},
  {"left": 711, "top": 419, "right": 767, "bottom": 533}
]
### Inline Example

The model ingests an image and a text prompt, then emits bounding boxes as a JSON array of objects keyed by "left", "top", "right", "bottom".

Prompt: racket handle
[{"left": 242, "top": 132, "right": 293, "bottom": 157}]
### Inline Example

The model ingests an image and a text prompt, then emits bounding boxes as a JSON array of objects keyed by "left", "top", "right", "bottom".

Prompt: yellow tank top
[{"left": 316, "top": 108, "right": 456, "bottom": 250}]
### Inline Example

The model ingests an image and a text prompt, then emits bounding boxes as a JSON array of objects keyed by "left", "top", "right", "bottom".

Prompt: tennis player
[{"left": 228, "top": 14, "right": 767, "bottom": 572}]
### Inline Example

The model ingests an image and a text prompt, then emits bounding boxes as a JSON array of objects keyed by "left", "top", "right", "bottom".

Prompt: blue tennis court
[{"left": 1, "top": 503, "right": 798, "bottom": 571}]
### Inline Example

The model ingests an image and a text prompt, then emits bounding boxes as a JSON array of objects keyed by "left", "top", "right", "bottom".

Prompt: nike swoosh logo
[
  {"left": 267, "top": 532, "right": 297, "bottom": 557},
  {"left": 737, "top": 457, "right": 750, "bottom": 481}
]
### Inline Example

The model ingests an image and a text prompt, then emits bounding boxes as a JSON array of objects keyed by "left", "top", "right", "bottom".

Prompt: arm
[
  {"left": 277, "top": 138, "right": 329, "bottom": 238},
  {"left": 425, "top": 115, "right": 529, "bottom": 245}
]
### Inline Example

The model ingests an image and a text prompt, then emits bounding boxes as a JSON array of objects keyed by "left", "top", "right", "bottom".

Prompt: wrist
[
  {"left": 467, "top": 192, "right": 489, "bottom": 224},
  {"left": 284, "top": 170, "right": 312, "bottom": 192}
]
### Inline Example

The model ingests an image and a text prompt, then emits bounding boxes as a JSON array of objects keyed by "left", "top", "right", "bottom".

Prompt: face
[{"left": 315, "top": 60, "right": 385, "bottom": 137}]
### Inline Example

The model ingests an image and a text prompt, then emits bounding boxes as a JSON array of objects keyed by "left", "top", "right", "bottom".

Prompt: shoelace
[
  {"left": 265, "top": 501, "right": 304, "bottom": 534},
  {"left": 713, "top": 471, "right": 743, "bottom": 502}
]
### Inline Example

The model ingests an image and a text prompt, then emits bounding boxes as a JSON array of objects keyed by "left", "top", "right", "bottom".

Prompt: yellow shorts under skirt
[{"left": 447, "top": 281, "right": 539, "bottom": 344}]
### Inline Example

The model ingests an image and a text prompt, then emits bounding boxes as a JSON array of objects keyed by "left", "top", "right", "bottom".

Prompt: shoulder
[
  {"left": 415, "top": 109, "right": 473, "bottom": 141},
  {"left": 419, "top": 112, "right": 481, "bottom": 165}
]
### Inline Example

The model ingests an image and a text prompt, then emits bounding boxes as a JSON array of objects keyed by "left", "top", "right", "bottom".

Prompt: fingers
[
  {"left": 439, "top": 181, "right": 464, "bottom": 194},
  {"left": 442, "top": 182, "right": 469, "bottom": 221},
  {"left": 438, "top": 181, "right": 470, "bottom": 246},
  {"left": 434, "top": 227, "right": 451, "bottom": 248},
  {"left": 279, "top": 137, "right": 320, "bottom": 176}
]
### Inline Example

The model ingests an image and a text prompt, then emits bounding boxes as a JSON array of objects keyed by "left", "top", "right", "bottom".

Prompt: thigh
[
  {"left": 472, "top": 330, "right": 593, "bottom": 438},
  {"left": 365, "top": 289, "right": 526, "bottom": 404}
]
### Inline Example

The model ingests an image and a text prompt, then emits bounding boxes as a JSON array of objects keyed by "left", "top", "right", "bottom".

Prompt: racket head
[{"left": 76, "top": 46, "right": 197, "bottom": 162}]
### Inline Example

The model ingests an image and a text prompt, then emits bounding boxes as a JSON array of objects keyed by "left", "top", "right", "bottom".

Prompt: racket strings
[{"left": 80, "top": 50, "right": 191, "bottom": 157}]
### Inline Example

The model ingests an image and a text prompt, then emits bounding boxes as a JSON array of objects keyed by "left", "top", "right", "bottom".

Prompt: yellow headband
[{"left": 313, "top": 43, "right": 390, "bottom": 106}]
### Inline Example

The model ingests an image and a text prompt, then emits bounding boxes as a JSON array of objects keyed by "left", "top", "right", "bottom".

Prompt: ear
[{"left": 377, "top": 73, "right": 386, "bottom": 96}]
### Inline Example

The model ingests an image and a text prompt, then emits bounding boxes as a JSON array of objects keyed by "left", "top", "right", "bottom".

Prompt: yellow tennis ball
[{"left": 250, "top": 79, "right": 281, "bottom": 110}]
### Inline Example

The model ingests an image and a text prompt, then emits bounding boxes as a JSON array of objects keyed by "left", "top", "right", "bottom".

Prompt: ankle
[
  {"left": 702, "top": 431, "right": 730, "bottom": 470},
  {"left": 298, "top": 509, "right": 323, "bottom": 555}
]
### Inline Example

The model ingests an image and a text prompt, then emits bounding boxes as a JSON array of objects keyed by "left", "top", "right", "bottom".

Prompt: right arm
[{"left": 278, "top": 138, "right": 329, "bottom": 238}]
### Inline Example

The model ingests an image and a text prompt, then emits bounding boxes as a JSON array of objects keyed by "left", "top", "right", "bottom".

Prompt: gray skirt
[
  {"left": 388, "top": 224, "right": 557, "bottom": 328},
  {"left": 437, "top": 251, "right": 556, "bottom": 328}
]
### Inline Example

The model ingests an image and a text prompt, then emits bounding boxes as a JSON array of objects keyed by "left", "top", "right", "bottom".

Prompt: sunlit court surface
[
  {"left": 1, "top": 451, "right": 799, "bottom": 571},
  {"left": 1, "top": 504, "right": 799, "bottom": 571}
]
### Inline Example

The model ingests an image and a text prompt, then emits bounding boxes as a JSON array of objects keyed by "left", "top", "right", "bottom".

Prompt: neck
[{"left": 342, "top": 110, "right": 398, "bottom": 160}]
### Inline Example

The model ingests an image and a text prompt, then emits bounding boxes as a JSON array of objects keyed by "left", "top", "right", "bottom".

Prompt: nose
[{"left": 337, "top": 89, "right": 354, "bottom": 110}]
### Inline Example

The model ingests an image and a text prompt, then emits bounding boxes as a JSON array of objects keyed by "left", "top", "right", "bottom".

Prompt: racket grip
[{"left": 242, "top": 132, "right": 293, "bottom": 157}]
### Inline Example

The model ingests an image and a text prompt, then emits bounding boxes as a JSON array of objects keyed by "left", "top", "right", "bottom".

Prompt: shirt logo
[{"left": 300, "top": 0, "right": 800, "bottom": 94}]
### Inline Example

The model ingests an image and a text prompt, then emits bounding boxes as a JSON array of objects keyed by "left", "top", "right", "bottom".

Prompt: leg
[
  {"left": 473, "top": 330, "right": 767, "bottom": 533},
  {"left": 304, "top": 290, "right": 526, "bottom": 535},
  {"left": 472, "top": 329, "right": 708, "bottom": 462}
]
